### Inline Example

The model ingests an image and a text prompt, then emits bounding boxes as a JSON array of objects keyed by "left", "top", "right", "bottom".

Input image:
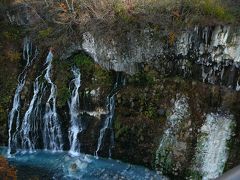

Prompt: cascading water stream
[
  {"left": 42, "top": 50, "right": 63, "bottom": 151},
  {"left": 192, "top": 113, "right": 234, "bottom": 180},
  {"left": 8, "top": 37, "right": 38, "bottom": 154},
  {"left": 68, "top": 67, "right": 82, "bottom": 155},
  {"left": 19, "top": 76, "right": 41, "bottom": 152},
  {"left": 95, "top": 95, "right": 116, "bottom": 157},
  {"left": 155, "top": 95, "right": 189, "bottom": 172},
  {"left": 23, "top": 37, "right": 34, "bottom": 66},
  {"left": 95, "top": 73, "right": 124, "bottom": 158},
  {"left": 8, "top": 76, "right": 26, "bottom": 154},
  {"left": 9, "top": 49, "right": 64, "bottom": 152}
]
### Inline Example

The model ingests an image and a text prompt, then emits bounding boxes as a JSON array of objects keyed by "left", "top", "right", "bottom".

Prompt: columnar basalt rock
[{"left": 81, "top": 26, "right": 240, "bottom": 90}]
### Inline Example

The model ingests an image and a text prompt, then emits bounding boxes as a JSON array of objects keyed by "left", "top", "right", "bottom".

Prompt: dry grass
[
  {"left": 14, "top": 0, "right": 237, "bottom": 25},
  {"left": 3, "top": 0, "right": 237, "bottom": 48}
]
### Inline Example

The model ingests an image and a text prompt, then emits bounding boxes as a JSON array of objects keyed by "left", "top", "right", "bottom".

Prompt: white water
[
  {"left": 193, "top": 113, "right": 234, "bottom": 180},
  {"left": 8, "top": 37, "right": 38, "bottom": 154},
  {"left": 95, "top": 74, "right": 123, "bottom": 157},
  {"left": 23, "top": 37, "right": 33, "bottom": 66},
  {"left": 155, "top": 95, "right": 189, "bottom": 170},
  {"left": 68, "top": 67, "right": 82, "bottom": 155},
  {"left": 42, "top": 51, "right": 63, "bottom": 151},
  {"left": 19, "top": 76, "right": 41, "bottom": 152},
  {"left": 95, "top": 95, "right": 115, "bottom": 157},
  {"left": 236, "top": 80, "right": 240, "bottom": 91},
  {"left": 8, "top": 75, "right": 26, "bottom": 154}
]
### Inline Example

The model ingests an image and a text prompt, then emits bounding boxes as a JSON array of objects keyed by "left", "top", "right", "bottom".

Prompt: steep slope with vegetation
[
  {"left": 0, "top": 0, "right": 240, "bottom": 179},
  {"left": 2, "top": 0, "right": 240, "bottom": 50}
]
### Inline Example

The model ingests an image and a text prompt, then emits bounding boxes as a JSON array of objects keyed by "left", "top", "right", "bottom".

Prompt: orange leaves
[
  {"left": 0, "top": 156, "right": 17, "bottom": 180},
  {"left": 59, "top": 2, "right": 68, "bottom": 12}
]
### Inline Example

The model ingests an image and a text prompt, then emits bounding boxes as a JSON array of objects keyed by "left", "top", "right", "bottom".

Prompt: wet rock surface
[
  {"left": 81, "top": 26, "right": 240, "bottom": 91},
  {"left": 1, "top": 7, "right": 240, "bottom": 178}
]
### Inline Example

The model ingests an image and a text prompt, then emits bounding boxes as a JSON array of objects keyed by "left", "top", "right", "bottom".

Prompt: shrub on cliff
[
  {"left": 2, "top": 0, "right": 238, "bottom": 51},
  {"left": 9, "top": 0, "right": 239, "bottom": 28}
]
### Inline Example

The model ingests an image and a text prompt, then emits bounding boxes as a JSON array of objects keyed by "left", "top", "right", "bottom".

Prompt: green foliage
[
  {"left": 74, "top": 53, "right": 94, "bottom": 78},
  {"left": 5, "top": 50, "right": 21, "bottom": 62},
  {"left": 57, "top": 86, "right": 70, "bottom": 107},
  {"left": 112, "top": 0, "right": 237, "bottom": 26},
  {"left": 38, "top": 27, "right": 53, "bottom": 39},
  {"left": 184, "top": 0, "right": 235, "bottom": 23},
  {"left": 129, "top": 71, "right": 156, "bottom": 86},
  {"left": 114, "top": 117, "right": 129, "bottom": 139},
  {"left": 74, "top": 53, "right": 93, "bottom": 66},
  {"left": 113, "top": 1, "right": 134, "bottom": 23},
  {"left": 1, "top": 26, "right": 21, "bottom": 41},
  {"left": 53, "top": 59, "right": 72, "bottom": 108},
  {"left": 73, "top": 53, "right": 112, "bottom": 87},
  {"left": 144, "top": 105, "right": 158, "bottom": 120},
  {"left": 201, "top": 0, "right": 235, "bottom": 22},
  {"left": 94, "top": 66, "right": 112, "bottom": 85}
]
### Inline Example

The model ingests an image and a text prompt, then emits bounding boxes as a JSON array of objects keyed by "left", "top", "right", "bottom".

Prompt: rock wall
[
  {"left": 2, "top": 35, "right": 240, "bottom": 179},
  {"left": 80, "top": 26, "right": 240, "bottom": 90},
  {"left": 2, "top": 4, "right": 240, "bottom": 178}
]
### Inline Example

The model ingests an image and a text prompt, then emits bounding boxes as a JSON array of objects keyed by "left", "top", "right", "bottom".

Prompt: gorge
[{"left": 0, "top": 0, "right": 240, "bottom": 179}]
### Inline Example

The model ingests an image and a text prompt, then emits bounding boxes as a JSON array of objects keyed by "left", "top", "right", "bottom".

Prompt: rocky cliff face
[
  {"left": 6, "top": 3, "right": 240, "bottom": 90},
  {"left": 80, "top": 26, "right": 240, "bottom": 89},
  {"left": 2, "top": 3, "right": 240, "bottom": 179},
  {"left": 6, "top": 3, "right": 41, "bottom": 26}
]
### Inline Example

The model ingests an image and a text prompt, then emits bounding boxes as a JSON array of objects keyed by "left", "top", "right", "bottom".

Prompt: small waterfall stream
[
  {"left": 42, "top": 50, "right": 63, "bottom": 151},
  {"left": 95, "top": 73, "right": 123, "bottom": 157},
  {"left": 155, "top": 95, "right": 190, "bottom": 172},
  {"left": 68, "top": 67, "right": 82, "bottom": 155},
  {"left": 193, "top": 113, "right": 234, "bottom": 180},
  {"left": 8, "top": 76, "right": 25, "bottom": 153},
  {"left": 95, "top": 95, "right": 116, "bottom": 157},
  {"left": 8, "top": 37, "right": 38, "bottom": 154},
  {"left": 19, "top": 76, "right": 41, "bottom": 151}
]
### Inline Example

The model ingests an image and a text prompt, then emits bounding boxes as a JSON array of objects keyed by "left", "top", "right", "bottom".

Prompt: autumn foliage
[{"left": 0, "top": 156, "right": 17, "bottom": 180}]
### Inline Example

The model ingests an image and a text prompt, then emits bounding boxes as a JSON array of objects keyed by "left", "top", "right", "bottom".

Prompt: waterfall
[
  {"left": 155, "top": 95, "right": 189, "bottom": 172},
  {"left": 9, "top": 48, "right": 64, "bottom": 153},
  {"left": 8, "top": 37, "right": 38, "bottom": 154},
  {"left": 42, "top": 50, "right": 63, "bottom": 151},
  {"left": 95, "top": 73, "right": 123, "bottom": 157},
  {"left": 95, "top": 95, "right": 116, "bottom": 157},
  {"left": 68, "top": 67, "right": 82, "bottom": 155},
  {"left": 236, "top": 80, "right": 240, "bottom": 91},
  {"left": 192, "top": 113, "right": 234, "bottom": 180},
  {"left": 19, "top": 76, "right": 41, "bottom": 152},
  {"left": 8, "top": 76, "right": 26, "bottom": 154}
]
